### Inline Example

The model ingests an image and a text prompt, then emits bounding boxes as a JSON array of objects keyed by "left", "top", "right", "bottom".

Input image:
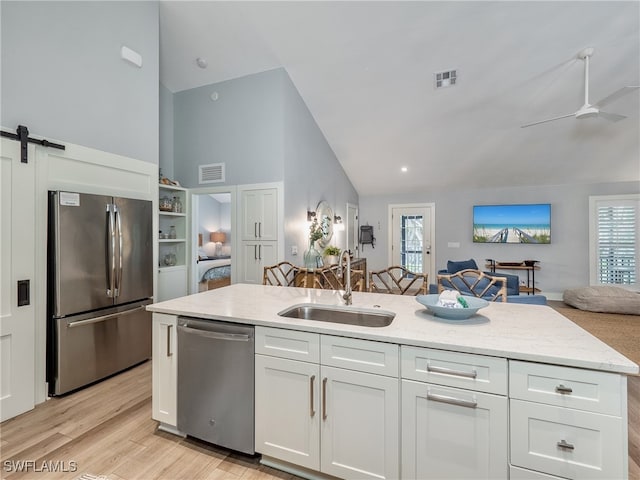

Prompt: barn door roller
[{"left": 0, "top": 125, "right": 65, "bottom": 163}]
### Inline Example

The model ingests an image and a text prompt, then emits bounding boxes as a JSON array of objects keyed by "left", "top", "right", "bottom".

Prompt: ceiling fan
[{"left": 521, "top": 47, "right": 639, "bottom": 128}]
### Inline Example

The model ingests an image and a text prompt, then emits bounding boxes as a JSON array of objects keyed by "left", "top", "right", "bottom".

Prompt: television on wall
[{"left": 473, "top": 204, "right": 551, "bottom": 244}]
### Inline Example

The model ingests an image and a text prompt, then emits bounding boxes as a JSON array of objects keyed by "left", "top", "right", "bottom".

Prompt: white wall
[
  {"left": 1, "top": 1, "right": 159, "bottom": 165},
  {"left": 359, "top": 180, "right": 640, "bottom": 297},
  {"left": 168, "top": 68, "right": 358, "bottom": 263},
  {"left": 173, "top": 69, "right": 285, "bottom": 187}
]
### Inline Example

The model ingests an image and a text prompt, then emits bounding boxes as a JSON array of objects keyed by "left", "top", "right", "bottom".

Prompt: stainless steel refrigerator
[{"left": 47, "top": 190, "right": 153, "bottom": 395}]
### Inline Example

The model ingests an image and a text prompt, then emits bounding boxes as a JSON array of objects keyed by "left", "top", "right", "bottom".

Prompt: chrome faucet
[{"left": 339, "top": 250, "right": 352, "bottom": 305}]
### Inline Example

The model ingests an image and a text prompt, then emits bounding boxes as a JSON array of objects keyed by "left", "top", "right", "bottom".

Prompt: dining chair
[
  {"left": 369, "top": 265, "right": 428, "bottom": 295},
  {"left": 263, "top": 261, "right": 300, "bottom": 287},
  {"left": 437, "top": 269, "right": 508, "bottom": 302}
]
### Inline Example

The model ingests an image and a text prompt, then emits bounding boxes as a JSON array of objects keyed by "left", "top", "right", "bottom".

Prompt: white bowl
[{"left": 416, "top": 294, "right": 489, "bottom": 320}]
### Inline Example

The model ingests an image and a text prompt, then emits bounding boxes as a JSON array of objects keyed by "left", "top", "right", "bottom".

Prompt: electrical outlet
[
  {"left": 291, "top": 245, "right": 298, "bottom": 256},
  {"left": 448, "top": 242, "right": 460, "bottom": 248}
]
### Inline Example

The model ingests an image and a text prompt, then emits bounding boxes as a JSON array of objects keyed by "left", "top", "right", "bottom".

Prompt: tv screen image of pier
[{"left": 473, "top": 204, "right": 551, "bottom": 244}]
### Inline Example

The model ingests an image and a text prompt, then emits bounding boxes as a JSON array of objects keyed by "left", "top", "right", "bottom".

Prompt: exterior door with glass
[{"left": 390, "top": 205, "right": 434, "bottom": 284}]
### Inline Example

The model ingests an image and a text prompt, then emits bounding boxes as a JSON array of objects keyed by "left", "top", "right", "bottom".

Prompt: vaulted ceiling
[{"left": 159, "top": 1, "right": 640, "bottom": 196}]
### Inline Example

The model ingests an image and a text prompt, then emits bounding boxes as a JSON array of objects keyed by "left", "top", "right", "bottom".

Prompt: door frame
[
  {"left": 189, "top": 185, "right": 237, "bottom": 293},
  {"left": 345, "top": 202, "right": 359, "bottom": 257},
  {"left": 388, "top": 203, "right": 436, "bottom": 284}
]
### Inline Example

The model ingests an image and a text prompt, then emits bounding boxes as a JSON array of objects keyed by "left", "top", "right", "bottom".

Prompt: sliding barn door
[{"left": 0, "top": 138, "right": 36, "bottom": 421}]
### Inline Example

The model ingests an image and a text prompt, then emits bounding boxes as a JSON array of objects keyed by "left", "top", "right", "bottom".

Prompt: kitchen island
[{"left": 148, "top": 283, "right": 638, "bottom": 480}]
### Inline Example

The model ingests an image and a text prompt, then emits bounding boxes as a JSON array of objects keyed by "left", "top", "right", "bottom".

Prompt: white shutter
[{"left": 592, "top": 196, "right": 639, "bottom": 285}]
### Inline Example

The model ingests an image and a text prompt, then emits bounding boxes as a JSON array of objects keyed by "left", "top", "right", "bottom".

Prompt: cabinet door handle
[
  {"left": 427, "top": 392, "right": 477, "bottom": 409},
  {"left": 167, "top": 324, "right": 173, "bottom": 357},
  {"left": 427, "top": 364, "right": 477, "bottom": 379},
  {"left": 322, "top": 377, "right": 328, "bottom": 420},
  {"left": 254, "top": 222, "right": 258, "bottom": 238},
  {"left": 555, "top": 384, "right": 573, "bottom": 394},
  {"left": 259, "top": 222, "right": 262, "bottom": 238},
  {"left": 557, "top": 439, "right": 575, "bottom": 450},
  {"left": 309, "top": 375, "right": 316, "bottom": 417},
  {"left": 259, "top": 244, "right": 262, "bottom": 260},
  {"left": 254, "top": 245, "right": 257, "bottom": 260}
]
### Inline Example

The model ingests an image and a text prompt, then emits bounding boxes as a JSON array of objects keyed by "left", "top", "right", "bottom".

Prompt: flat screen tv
[{"left": 473, "top": 204, "right": 551, "bottom": 244}]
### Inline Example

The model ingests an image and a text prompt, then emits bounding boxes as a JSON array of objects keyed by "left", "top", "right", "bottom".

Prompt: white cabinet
[
  {"left": 400, "top": 346, "right": 508, "bottom": 479},
  {"left": 509, "top": 360, "right": 627, "bottom": 479},
  {"left": 321, "top": 365, "right": 399, "bottom": 479},
  {"left": 157, "top": 266, "right": 188, "bottom": 302},
  {"left": 255, "top": 327, "right": 399, "bottom": 480},
  {"left": 239, "top": 241, "right": 278, "bottom": 284},
  {"left": 255, "top": 354, "right": 321, "bottom": 470},
  {"left": 151, "top": 313, "right": 179, "bottom": 431},
  {"left": 239, "top": 186, "right": 280, "bottom": 284},
  {"left": 158, "top": 184, "right": 189, "bottom": 301},
  {"left": 241, "top": 188, "right": 277, "bottom": 241}
]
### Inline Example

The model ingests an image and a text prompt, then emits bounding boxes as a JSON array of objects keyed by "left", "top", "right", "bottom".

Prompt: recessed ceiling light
[
  {"left": 196, "top": 57, "right": 208, "bottom": 69},
  {"left": 401, "top": 167, "right": 408, "bottom": 173}
]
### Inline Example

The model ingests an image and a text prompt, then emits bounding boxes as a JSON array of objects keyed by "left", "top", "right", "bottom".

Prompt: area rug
[{"left": 548, "top": 300, "right": 640, "bottom": 368}]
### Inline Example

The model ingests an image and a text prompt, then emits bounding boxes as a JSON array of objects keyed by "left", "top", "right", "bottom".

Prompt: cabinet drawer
[
  {"left": 321, "top": 335, "right": 398, "bottom": 377},
  {"left": 509, "top": 465, "right": 563, "bottom": 479},
  {"left": 401, "top": 346, "right": 507, "bottom": 395},
  {"left": 509, "top": 361, "right": 624, "bottom": 415},
  {"left": 510, "top": 399, "right": 624, "bottom": 479},
  {"left": 255, "top": 326, "right": 319, "bottom": 363}
]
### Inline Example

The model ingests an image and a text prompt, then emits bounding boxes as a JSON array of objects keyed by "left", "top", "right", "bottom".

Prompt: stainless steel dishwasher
[{"left": 177, "top": 317, "right": 255, "bottom": 454}]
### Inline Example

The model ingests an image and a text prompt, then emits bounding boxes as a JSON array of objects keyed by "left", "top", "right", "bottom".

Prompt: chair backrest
[
  {"left": 296, "top": 266, "right": 366, "bottom": 292},
  {"left": 369, "top": 266, "right": 428, "bottom": 296},
  {"left": 263, "top": 262, "right": 299, "bottom": 287},
  {"left": 437, "top": 269, "right": 507, "bottom": 302}
]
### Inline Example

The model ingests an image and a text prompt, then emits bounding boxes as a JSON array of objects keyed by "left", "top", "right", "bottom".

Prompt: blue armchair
[{"left": 429, "top": 259, "right": 547, "bottom": 305}]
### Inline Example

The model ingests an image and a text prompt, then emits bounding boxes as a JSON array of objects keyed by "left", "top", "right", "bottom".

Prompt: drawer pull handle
[
  {"left": 555, "top": 384, "right": 573, "bottom": 394},
  {"left": 427, "top": 365, "right": 477, "bottom": 379},
  {"left": 557, "top": 439, "right": 575, "bottom": 450},
  {"left": 309, "top": 375, "right": 316, "bottom": 417},
  {"left": 427, "top": 392, "right": 477, "bottom": 409}
]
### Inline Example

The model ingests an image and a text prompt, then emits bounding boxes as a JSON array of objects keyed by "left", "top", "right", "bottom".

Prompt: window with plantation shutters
[{"left": 589, "top": 195, "right": 639, "bottom": 286}]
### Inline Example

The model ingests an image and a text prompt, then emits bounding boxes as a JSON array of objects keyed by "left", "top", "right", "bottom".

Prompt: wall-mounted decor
[
  {"left": 315, "top": 201, "right": 334, "bottom": 249},
  {"left": 473, "top": 204, "right": 551, "bottom": 244}
]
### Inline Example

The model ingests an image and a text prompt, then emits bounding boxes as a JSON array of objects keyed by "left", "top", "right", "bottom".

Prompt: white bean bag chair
[{"left": 563, "top": 286, "right": 640, "bottom": 315}]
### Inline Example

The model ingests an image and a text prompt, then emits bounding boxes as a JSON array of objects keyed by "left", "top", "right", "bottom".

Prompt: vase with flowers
[{"left": 304, "top": 216, "right": 324, "bottom": 269}]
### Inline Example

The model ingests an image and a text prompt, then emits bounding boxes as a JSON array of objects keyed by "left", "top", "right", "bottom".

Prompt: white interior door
[
  {"left": 0, "top": 139, "right": 36, "bottom": 421},
  {"left": 390, "top": 204, "right": 434, "bottom": 283}
]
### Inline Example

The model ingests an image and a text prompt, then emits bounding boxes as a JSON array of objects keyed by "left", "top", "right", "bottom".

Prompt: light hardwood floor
[
  {"left": 1, "top": 360, "right": 639, "bottom": 479},
  {"left": 0, "top": 362, "right": 296, "bottom": 480}
]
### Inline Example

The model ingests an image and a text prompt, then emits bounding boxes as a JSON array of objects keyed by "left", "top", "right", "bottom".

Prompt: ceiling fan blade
[
  {"left": 599, "top": 111, "right": 627, "bottom": 122},
  {"left": 520, "top": 113, "right": 575, "bottom": 128},
  {"left": 593, "top": 86, "right": 640, "bottom": 108}
]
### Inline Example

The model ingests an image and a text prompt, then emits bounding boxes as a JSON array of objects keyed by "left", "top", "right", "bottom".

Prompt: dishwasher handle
[{"left": 178, "top": 324, "right": 251, "bottom": 342}]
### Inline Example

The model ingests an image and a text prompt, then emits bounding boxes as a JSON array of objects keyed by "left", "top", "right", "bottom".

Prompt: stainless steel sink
[{"left": 278, "top": 303, "right": 395, "bottom": 327}]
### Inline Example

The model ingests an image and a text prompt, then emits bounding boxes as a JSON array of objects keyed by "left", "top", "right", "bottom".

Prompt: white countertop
[{"left": 148, "top": 283, "right": 639, "bottom": 375}]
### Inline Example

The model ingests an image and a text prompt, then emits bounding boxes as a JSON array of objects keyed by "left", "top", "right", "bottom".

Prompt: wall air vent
[
  {"left": 434, "top": 70, "right": 457, "bottom": 89},
  {"left": 199, "top": 163, "right": 225, "bottom": 184}
]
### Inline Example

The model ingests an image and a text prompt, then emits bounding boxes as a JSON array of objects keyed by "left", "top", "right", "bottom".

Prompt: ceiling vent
[
  {"left": 199, "top": 163, "right": 225, "bottom": 184},
  {"left": 434, "top": 70, "right": 457, "bottom": 89}
]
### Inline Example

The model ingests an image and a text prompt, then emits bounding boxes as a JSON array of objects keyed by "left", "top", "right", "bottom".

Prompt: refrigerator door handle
[
  {"left": 115, "top": 205, "right": 123, "bottom": 297},
  {"left": 106, "top": 204, "right": 117, "bottom": 298},
  {"left": 67, "top": 305, "right": 146, "bottom": 328}
]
